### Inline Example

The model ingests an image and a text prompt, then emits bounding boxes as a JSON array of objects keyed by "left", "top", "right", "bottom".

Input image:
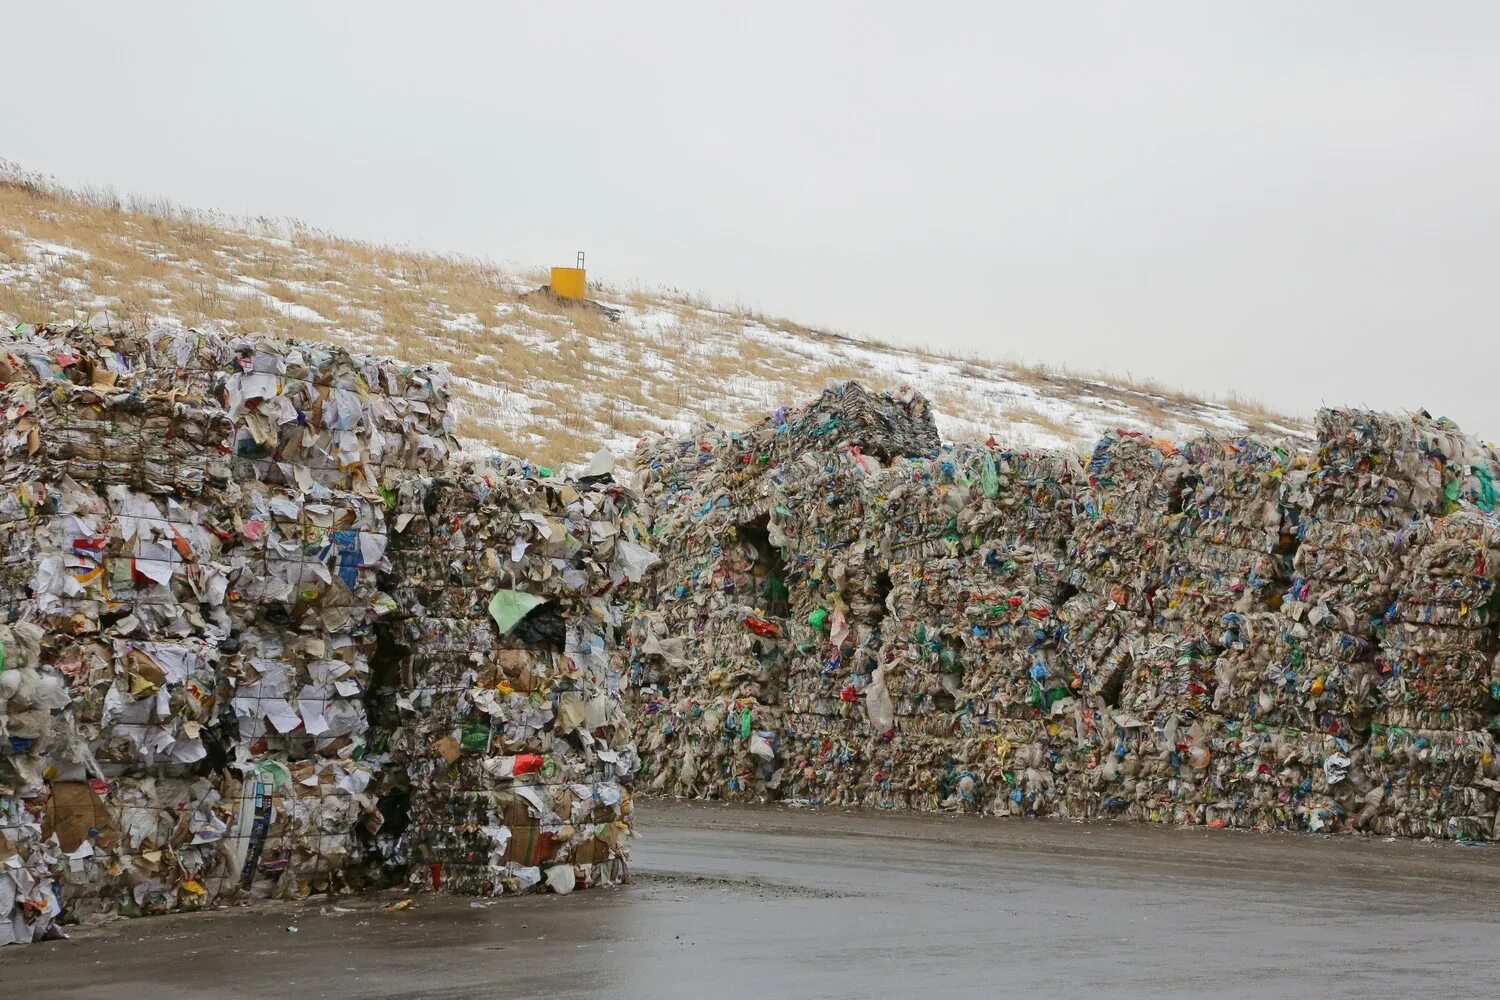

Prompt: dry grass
[
  {"left": 1001, "top": 406, "right": 1078, "bottom": 442},
  {"left": 0, "top": 161, "right": 1307, "bottom": 464}
]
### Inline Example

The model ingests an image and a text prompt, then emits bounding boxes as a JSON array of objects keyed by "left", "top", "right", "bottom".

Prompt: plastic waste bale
[
  {"left": 1056, "top": 592, "right": 1140, "bottom": 699},
  {"left": 388, "top": 626, "right": 636, "bottom": 894},
  {"left": 628, "top": 560, "right": 788, "bottom": 800},
  {"left": 1359, "top": 727, "right": 1500, "bottom": 840},
  {"left": 1114, "top": 635, "right": 1220, "bottom": 720},
  {"left": 1196, "top": 724, "right": 1368, "bottom": 833},
  {"left": 1072, "top": 700, "right": 1149, "bottom": 818},
  {"left": 379, "top": 468, "right": 646, "bottom": 895},
  {"left": 1291, "top": 408, "right": 1486, "bottom": 527},
  {"left": 1375, "top": 624, "right": 1493, "bottom": 730},
  {"left": 957, "top": 719, "right": 1077, "bottom": 818},
  {"left": 1211, "top": 613, "right": 1376, "bottom": 738},
  {"left": 769, "top": 381, "right": 941, "bottom": 463},
  {"left": 779, "top": 715, "right": 871, "bottom": 806},
  {"left": 851, "top": 728, "right": 968, "bottom": 813},
  {"left": 1281, "top": 520, "right": 1397, "bottom": 648},
  {"left": 1111, "top": 713, "right": 1234, "bottom": 828},
  {"left": 1376, "top": 509, "right": 1500, "bottom": 730},
  {"left": 1152, "top": 435, "right": 1296, "bottom": 641}
]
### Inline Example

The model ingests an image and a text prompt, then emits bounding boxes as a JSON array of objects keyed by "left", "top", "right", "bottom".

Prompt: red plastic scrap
[{"left": 744, "top": 615, "right": 779, "bottom": 637}]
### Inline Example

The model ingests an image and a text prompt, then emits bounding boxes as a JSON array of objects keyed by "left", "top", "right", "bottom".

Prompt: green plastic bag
[
  {"left": 982, "top": 454, "right": 1000, "bottom": 498},
  {"left": 488, "top": 589, "right": 547, "bottom": 634},
  {"left": 1476, "top": 465, "right": 1497, "bottom": 512},
  {"left": 253, "top": 758, "right": 292, "bottom": 791},
  {"left": 763, "top": 574, "right": 789, "bottom": 602},
  {"left": 808, "top": 607, "right": 829, "bottom": 631}
]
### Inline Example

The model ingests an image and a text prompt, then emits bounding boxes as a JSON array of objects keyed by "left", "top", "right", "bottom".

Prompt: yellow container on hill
[{"left": 550, "top": 266, "right": 587, "bottom": 300}]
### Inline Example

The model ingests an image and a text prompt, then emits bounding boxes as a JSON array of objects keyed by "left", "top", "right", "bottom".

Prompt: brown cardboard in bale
[
  {"left": 571, "top": 837, "right": 614, "bottom": 864},
  {"left": 494, "top": 649, "right": 544, "bottom": 692},
  {"left": 43, "top": 780, "right": 117, "bottom": 853},
  {"left": 502, "top": 822, "right": 557, "bottom": 866},
  {"left": 430, "top": 736, "right": 463, "bottom": 765},
  {"left": 125, "top": 649, "right": 168, "bottom": 694}
]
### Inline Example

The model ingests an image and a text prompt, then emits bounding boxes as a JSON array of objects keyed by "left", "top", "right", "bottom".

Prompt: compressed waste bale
[
  {"left": 378, "top": 468, "right": 649, "bottom": 895},
  {"left": 625, "top": 389, "right": 1500, "bottom": 845},
  {"left": 0, "top": 623, "right": 68, "bottom": 944},
  {"left": 627, "top": 382, "right": 942, "bottom": 805},
  {"left": 2, "top": 322, "right": 457, "bottom": 495},
  {"left": 1359, "top": 726, "right": 1500, "bottom": 840},
  {"left": 1374, "top": 509, "right": 1500, "bottom": 732},
  {"left": 0, "top": 319, "right": 549, "bottom": 939},
  {"left": 1152, "top": 436, "right": 1296, "bottom": 641}
]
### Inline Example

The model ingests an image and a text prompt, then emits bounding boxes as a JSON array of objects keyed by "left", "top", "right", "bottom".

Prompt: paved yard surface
[{"left": 3, "top": 800, "right": 1496, "bottom": 998}]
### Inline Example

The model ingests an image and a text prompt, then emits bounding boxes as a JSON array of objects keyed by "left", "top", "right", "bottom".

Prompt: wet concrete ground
[{"left": 3, "top": 800, "right": 1498, "bottom": 998}]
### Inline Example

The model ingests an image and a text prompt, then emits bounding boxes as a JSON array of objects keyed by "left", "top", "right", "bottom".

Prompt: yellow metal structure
[{"left": 550, "top": 261, "right": 587, "bottom": 300}]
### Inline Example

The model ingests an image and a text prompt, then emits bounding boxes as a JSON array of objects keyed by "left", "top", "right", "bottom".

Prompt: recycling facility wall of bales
[
  {"left": 628, "top": 383, "right": 1500, "bottom": 837},
  {"left": 7, "top": 319, "right": 1500, "bottom": 946},
  {"left": 0, "top": 322, "right": 651, "bottom": 945}
]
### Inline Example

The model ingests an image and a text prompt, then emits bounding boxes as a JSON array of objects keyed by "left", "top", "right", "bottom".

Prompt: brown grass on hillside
[
  {"left": 0, "top": 161, "right": 1307, "bottom": 464},
  {"left": 1001, "top": 406, "right": 1078, "bottom": 442}
]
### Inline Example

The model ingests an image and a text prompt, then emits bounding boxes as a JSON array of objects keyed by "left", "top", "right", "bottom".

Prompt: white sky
[{"left": 7, "top": 2, "right": 1499, "bottom": 435}]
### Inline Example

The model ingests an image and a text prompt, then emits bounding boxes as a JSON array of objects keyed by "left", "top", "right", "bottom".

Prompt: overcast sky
[{"left": 8, "top": 2, "right": 1499, "bottom": 434}]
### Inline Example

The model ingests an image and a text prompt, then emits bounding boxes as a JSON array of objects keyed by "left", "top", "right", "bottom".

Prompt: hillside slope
[{"left": 0, "top": 169, "right": 1304, "bottom": 464}]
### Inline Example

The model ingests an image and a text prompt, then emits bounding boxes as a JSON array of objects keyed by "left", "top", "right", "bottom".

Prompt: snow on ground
[{"left": 0, "top": 186, "right": 1309, "bottom": 466}]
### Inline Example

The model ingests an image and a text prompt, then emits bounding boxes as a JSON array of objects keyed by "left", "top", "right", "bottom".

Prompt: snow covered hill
[{"left": 0, "top": 167, "right": 1305, "bottom": 464}]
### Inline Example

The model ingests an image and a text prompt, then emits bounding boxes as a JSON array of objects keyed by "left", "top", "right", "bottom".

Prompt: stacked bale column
[{"left": 383, "top": 470, "right": 644, "bottom": 894}]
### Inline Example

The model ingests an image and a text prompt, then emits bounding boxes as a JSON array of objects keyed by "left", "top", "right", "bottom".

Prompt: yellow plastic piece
[{"left": 550, "top": 266, "right": 587, "bottom": 300}]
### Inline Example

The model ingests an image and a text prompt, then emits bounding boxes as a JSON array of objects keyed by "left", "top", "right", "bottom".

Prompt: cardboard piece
[{"left": 43, "top": 780, "right": 117, "bottom": 853}]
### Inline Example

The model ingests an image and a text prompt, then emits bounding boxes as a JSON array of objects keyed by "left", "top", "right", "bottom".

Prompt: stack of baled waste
[
  {"left": 1367, "top": 506, "right": 1500, "bottom": 839},
  {"left": 1060, "top": 431, "right": 1199, "bottom": 820},
  {"left": 379, "top": 462, "right": 651, "bottom": 896},
  {"left": 627, "top": 383, "right": 942, "bottom": 808},
  {"left": 1156, "top": 436, "right": 1292, "bottom": 636},
  {"left": 1124, "top": 436, "right": 1319, "bottom": 830},
  {"left": 1275, "top": 411, "right": 1495, "bottom": 837},
  {"left": 1060, "top": 432, "right": 1179, "bottom": 745},
  {"left": 775, "top": 447, "right": 893, "bottom": 809},
  {"left": 1270, "top": 410, "right": 1426, "bottom": 741},
  {"left": 0, "top": 320, "right": 454, "bottom": 938},
  {"left": 869, "top": 445, "right": 1080, "bottom": 816},
  {"left": 628, "top": 389, "right": 1500, "bottom": 844},
  {"left": 0, "top": 622, "right": 68, "bottom": 944},
  {"left": 1382, "top": 510, "right": 1500, "bottom": 730},
  {"left": 756, "top": 386, "right": 942, "bottom": 810},
  {"left": 626, "top": 422, "right": 788, "bottom": 802}
]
